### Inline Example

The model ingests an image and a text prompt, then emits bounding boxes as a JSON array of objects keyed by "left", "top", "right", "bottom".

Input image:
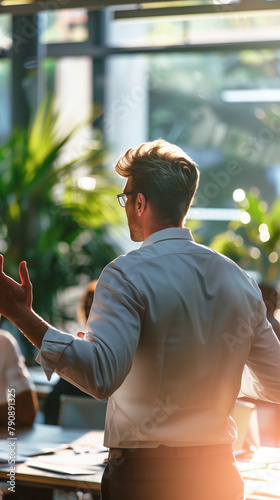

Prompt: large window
[
  {"left": 42, "top": 56, "right": 93, "bottom": 126},
  {"left": 105, "top": 48, "right": 280, "bottom": 242},
  {"left": 0, "top": 14, "right": 11, "bottom": 141},
  {"left": 108, "top": 8, "right": 280, "bottom": 46},
  {"left": 40, "top": 8, "right": 89, "bottom": 44},
  {"left": 0, "top": 60, "right": 11, "bottom": 142},
  {"left": 2, "top": 6, "right": 280, "bottom": 244},
  {"left": 0, "top": 13, "right": 11, "bottom": 50}
]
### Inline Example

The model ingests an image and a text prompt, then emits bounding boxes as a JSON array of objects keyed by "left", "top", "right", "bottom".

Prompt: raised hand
[
  {"left": 0, "top": 255, "right": 50, "bottom": 348},
  {"left": 0, "top": 255, "right": 33, "bottom": 322}
]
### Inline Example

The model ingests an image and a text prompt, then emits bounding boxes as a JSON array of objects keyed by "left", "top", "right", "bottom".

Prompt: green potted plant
[
  {"left": 210, "top": 189, "right": 280, "bottom": 337},
  {"left": 0, "top": 97, "right": 122, "bottom": 359},
  {"left": 210, "top": 189, "right": 280, "bottom": 286}
]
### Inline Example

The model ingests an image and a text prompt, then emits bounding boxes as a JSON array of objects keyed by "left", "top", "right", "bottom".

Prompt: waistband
[{"left": 109, "top": 444, "right": 233, "bottom": 460}]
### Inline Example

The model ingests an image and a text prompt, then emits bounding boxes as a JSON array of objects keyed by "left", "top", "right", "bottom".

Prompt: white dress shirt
[
  {"left": 37, "top": 228, "right": 280, "bottom": 448},
  {"left": 0, "top": 330, "right": 36, "bottom": 405}
]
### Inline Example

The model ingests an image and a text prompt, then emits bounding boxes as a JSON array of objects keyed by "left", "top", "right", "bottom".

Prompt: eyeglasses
[{"left": 116, "top": 192, "right": 135, "bottom": 207}]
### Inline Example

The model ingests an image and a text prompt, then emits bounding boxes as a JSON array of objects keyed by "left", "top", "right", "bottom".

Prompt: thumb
[{"left": 19, "top": 261, "right": 32, "bottom": 288}]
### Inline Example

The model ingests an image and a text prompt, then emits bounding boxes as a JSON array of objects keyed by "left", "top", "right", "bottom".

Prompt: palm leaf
[{"left": 0, "top": 96, "right": 122, "bottom": 328}]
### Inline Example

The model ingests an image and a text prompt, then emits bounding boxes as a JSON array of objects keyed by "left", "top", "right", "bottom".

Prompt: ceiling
[{"left": 1, "top": 0, "right": 280, "bottom": 16}]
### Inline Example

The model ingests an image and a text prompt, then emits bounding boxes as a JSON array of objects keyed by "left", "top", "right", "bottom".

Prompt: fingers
[{"left": 19, "top": 261, "right": 32, "bottom": 289}]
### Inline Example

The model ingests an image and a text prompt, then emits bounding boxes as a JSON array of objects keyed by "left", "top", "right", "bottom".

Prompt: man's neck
[{"left": 142, "top": 222, "right": 183, "bottom": 241}]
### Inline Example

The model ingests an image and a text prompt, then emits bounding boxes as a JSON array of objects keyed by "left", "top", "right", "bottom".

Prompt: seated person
[
  {"left": 0, "top": 326, "right": 38, "bottom": 426},
  {"left": 44, "top": 280, "right": 97, "bottom": 425}
]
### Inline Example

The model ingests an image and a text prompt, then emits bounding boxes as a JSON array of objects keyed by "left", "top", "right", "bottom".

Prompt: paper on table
[
  {"left": 244, "top": 479, "right": 269, "bottom": 496},
  {"left": 26, "top": 459, "right": 98, "bottom": 476},
  {"left": 268, "top": 463, "right": 280, "bottom": 470},
  {"left": 0, "top": 439, "right": 67, "bottom": 463},
  {"left": 243, "top": 474, "right": 280, "bottom": 499},
  {"left": 242, "top": 468, "right": 280, "bottom": 482},
  {"left": 251, "top": 448, "right": 280, "bottom": 464},
  {"left": 253, "top": 479, "right": 280, "bottom": 498},
  {"left": 27, "top": 450, "right": 107, "bottom": 468},
  {"left": 237, "top": 461, "right": 266, "bottom": 472}
]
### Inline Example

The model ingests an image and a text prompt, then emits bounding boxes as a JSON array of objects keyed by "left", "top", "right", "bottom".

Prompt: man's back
[{"left": 88, "top": 228, "right": 280, "bottom": 448}]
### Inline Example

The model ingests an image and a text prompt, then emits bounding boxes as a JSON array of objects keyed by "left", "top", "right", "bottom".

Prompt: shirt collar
[{"left": 141, "top": 227, "right": 194, "bottom": 248}]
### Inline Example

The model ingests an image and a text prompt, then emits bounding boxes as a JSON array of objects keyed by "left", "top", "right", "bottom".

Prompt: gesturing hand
[{"left": 0, "top": 255, "right": 33, "bottom": 322}]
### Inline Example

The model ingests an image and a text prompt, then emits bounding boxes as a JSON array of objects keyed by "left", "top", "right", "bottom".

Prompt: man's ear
[{"left": 136, "top": 193, "right": 146, "bottom": 216}]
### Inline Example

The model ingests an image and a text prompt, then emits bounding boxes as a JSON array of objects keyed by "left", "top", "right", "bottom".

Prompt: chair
[
  {"left": 231, "top": 400, "right": 260, "bottom": 450},
  {"left": 58, "top": 395, "right": 107, "bottom": 430},
  {"left": 0, "top": 482, "right": 12, "bottom": 498}
]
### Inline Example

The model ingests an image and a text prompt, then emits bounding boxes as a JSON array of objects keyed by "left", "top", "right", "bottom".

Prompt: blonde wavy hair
[{"left": 114, "top": 139, "right": 199, "bottom": 225}]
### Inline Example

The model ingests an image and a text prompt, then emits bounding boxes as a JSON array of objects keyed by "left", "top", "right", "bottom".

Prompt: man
[
  {"left": 0, "top": 325, "right": 38, "bottom": 426},
  {"left": 0, "top": 139, "right": 279, "bottom": 500}
]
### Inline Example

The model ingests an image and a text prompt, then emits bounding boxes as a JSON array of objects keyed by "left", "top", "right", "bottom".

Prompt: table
[
  {"left": 0, "top": 424, "right": 106, "bottom": 497},
  {"left": 237, "top": 447, "right": 280, "bottom": 500},
  {"left": 0, "top": 425, "right": 279, "bottom": 499}
]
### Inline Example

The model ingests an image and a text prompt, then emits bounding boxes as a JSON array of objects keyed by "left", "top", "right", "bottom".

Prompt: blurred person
[
  {"left": 44, "top": 281, "right": 97, "bottom": 425},
  {"left": 0, "top": 319, "right": 38, "bottom": 427},
  {"left": 259, "top": 283, "right": 280, "bottom": 341},
  {"left": 0, "top": 139, "right": 279, "bottom": 500},
  {"left": 77, "top": 280, "right": 98, "bottom": 327}
]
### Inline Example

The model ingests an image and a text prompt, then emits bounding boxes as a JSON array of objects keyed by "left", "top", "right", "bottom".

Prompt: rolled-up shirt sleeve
[
  {"left": 37, "top": 260, "right": 145, "bottom": 399},
  {"left": 36, "top": 328, "right": 76, "bottom": 381}
]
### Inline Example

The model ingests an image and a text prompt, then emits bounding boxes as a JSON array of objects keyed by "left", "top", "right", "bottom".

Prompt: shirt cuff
[{"left": 36, "top": 327, "right": 75, "bottom": 381}]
